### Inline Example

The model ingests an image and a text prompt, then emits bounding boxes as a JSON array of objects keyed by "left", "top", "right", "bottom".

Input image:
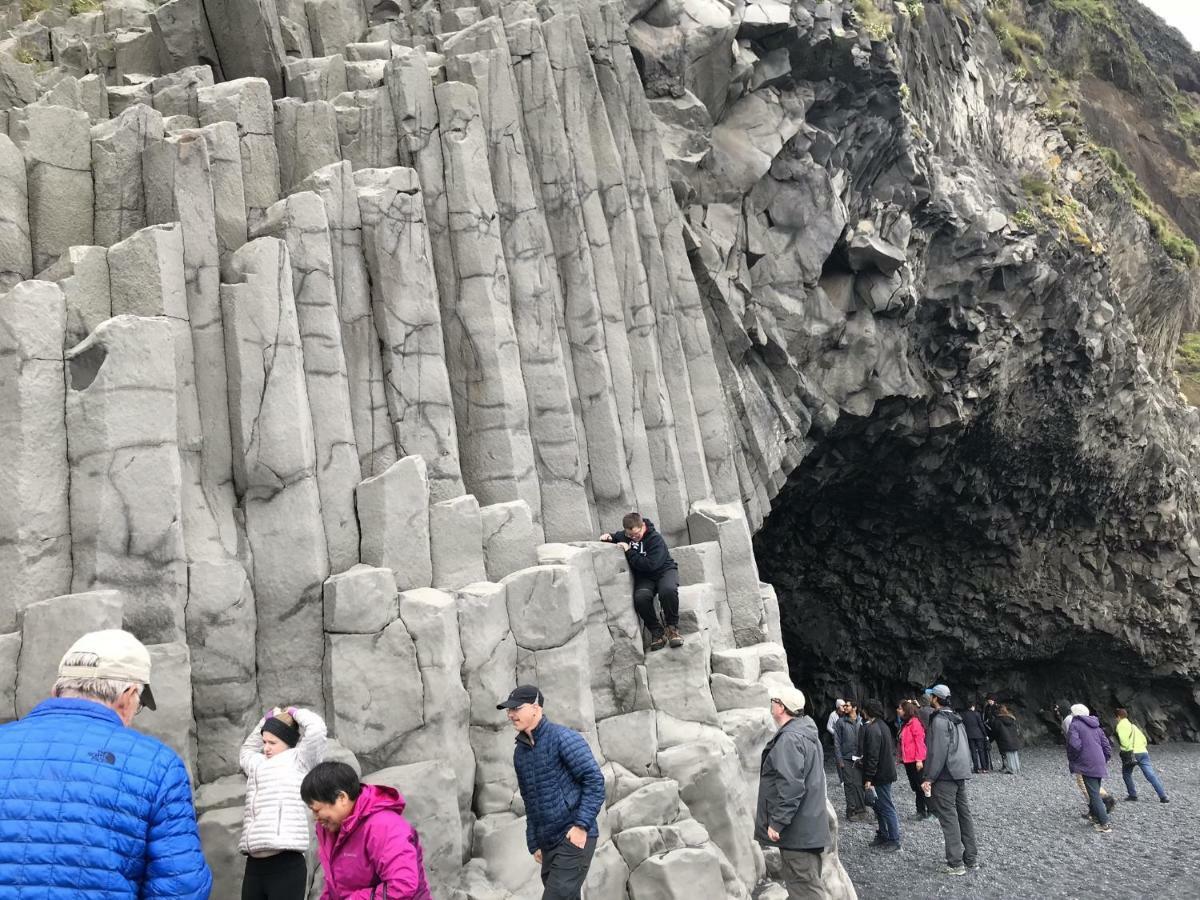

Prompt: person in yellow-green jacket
[{"left": 1115, "top": 708, "right": 1169, "bottom": 803}]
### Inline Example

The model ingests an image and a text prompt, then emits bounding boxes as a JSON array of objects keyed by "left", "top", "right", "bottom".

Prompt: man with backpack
[{"left": 921, "top": 684, "right": 979, "bottom": 876}]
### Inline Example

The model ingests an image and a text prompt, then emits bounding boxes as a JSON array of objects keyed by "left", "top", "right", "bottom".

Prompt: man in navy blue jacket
[
  {"left": 0, "top": 629, "right": 212, "bottom": 898},
  {"left": 499, "top": 685, "right": 605, "bottom": 900},
  {"left": 600, "top": 511, "right": 682, "bottom": 651}
]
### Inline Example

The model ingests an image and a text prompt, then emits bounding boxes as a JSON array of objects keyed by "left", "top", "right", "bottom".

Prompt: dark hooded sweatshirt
[{"left": 606, "top": 519, "right": 677, "bottom": 579}]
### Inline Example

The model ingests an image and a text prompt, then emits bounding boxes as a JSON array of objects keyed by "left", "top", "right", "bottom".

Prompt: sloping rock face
[
  {"left": 0, "top": 0, "right": 860, "bottom": 896},
  {"left": 633, "top": 0, "right": 1200, "bottom": 738},
  {"left": 2, "top": 0, "right": 1199, "bottom": 893}
]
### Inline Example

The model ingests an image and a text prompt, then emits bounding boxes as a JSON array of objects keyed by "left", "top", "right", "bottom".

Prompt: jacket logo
[{"left": 89, "top": 750, "right": 116, "bottom": 765}]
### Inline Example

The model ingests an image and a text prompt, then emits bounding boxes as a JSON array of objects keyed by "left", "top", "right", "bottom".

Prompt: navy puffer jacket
[
  {"left": 513, "top": 717, "right": 605, "bottom": 853},
  {"left": 0, "top": 698, "right": 212, "bottom": 898}
]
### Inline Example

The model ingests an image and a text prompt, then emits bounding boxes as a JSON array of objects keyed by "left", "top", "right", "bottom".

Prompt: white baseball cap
[
  {"left": 771, "top": 686, "right": 806, "bottom": 715},
  {"left": 58, "top": 629, "right": 156, "bottom": 710}
]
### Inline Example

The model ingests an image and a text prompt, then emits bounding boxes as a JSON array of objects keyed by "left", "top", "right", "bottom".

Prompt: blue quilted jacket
[
  {"left": 0, "top": 698, "right": 213, "bottom": 898},
  {"left": 513, "top": 717, "right": 605, "bottom": 853}
]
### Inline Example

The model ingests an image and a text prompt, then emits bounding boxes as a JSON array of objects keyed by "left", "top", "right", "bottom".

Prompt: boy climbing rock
[{"left": 600, "top": 512, "right": 682, "bottom": 651}]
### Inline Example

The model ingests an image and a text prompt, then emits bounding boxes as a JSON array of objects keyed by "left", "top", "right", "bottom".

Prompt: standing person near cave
[
  {"left": 825, "top": 699, "right": 846, "bottom": 782},
  {"left": 991, "top": 705, "right": 1023, "bottom": 774},
  {"left": 921, "top": 685, "right": 979, "bottom": 876},
  {"left": 1114, "top": 708, "right": 1169, "bottom": 803},
  {"left": 755, "top": 686, "right": 831, "bottom": 899},
  {"left": 899, "top": 700, "right": 930, "bottom": 820},
  {"left": 961, "top": 702, "right": 991, "bottom": 773},
  {"left": 833, "top": 699, "right": 867, "bottom": 821},
  {"left": 1067, "top": 704, "right": 1115, "bottom": 833},
  {"left": 859, "top": 699, "right": 901, "bottom": 851},
  {"left": 916, "top": 693, "right": 934, "bottom": 731},
  {"left": 1061, "top": 700, "right": 1116, "bottom": 819},
  {"left": 600, "top": 512, "right": 682, "bottom": 651},
  {"left": 239, "top": 705, "right": 328, "bottom": 899}
]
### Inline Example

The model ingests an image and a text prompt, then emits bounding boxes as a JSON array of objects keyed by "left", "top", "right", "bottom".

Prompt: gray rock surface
[
  {"left": 8, "top": 1, "right": 1200, "bottom": 897},
  {"left": 0, "top": 281, "right": 70, "bottom": 632}
]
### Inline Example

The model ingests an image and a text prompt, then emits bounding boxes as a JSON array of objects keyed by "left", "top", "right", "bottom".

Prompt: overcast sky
[{"left": 1139, "top": 0, "right": 1200, "bottom": 52}]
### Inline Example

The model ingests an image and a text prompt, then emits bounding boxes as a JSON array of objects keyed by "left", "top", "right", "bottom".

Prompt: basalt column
[{"left": 433, "top": 80, "right": 543, "bottom": 535}]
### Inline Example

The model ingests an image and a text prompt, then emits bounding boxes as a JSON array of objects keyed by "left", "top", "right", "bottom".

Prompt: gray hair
[{"left": 52, "top": 652, "right": 138, "bottom": 705}]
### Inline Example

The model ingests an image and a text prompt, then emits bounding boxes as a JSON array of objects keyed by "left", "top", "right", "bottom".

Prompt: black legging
[
  {"left": 632, "top": 569, "right": 680, "bottom": 632},
  {"left": 904, "top": 761, "right": 928, "bottom": 817},
  {"left": 242, "top": 851, "right": 307, "bottom": 900}
]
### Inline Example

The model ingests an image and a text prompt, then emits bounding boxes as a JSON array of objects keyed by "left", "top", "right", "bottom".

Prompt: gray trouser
[
  {"left": 779, "top": 849, "right": 829, "bottom": 900},
  {"left": 540, "top": 835, "right": 597, "bottom": 899},
  {"left": 929, "top": 779, "right": 977, "bottom": 867}
]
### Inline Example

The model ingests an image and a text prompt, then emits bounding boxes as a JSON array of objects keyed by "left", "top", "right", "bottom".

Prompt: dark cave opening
[{"left": 753, "top": 387, "right": 1200, "bottom": 743}]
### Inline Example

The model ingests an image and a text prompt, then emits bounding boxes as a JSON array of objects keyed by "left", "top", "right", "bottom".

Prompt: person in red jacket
[
  {"left": 899, "top": 699, "right": 930, "bottom": 820},
  {"left": 301, "top": 761, "right": 433, "bottom": 899}
]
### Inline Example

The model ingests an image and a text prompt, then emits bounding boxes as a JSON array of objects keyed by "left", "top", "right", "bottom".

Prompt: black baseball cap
[{"left": 497, "top": 685, "right": 544, "bottom": 710}]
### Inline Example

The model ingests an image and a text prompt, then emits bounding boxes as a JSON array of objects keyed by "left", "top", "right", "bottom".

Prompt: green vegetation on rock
[
  {"left": 854, "top": 0, "right": 894, "bottom": 41},
  {"left": 1174, "top": 332, "right": 1200, "bottom": 404}
]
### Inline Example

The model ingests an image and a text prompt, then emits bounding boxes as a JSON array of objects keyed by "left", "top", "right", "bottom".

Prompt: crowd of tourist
[{"left": 0, "top": 513, "right": 1174, "bottom": 900}]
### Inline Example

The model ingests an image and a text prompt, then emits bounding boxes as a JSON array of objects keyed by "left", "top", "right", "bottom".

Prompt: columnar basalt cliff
[{"left": 1, "top": 0, "right": 1199, "bottom": 894}]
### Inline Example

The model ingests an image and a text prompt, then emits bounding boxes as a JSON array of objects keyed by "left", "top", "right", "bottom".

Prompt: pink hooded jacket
[
  {"left": 317, "top": 784, "right": 433, "bottom": 900},
  {"left": 900, "top": 716, "right": 927, "bottom": 764}
]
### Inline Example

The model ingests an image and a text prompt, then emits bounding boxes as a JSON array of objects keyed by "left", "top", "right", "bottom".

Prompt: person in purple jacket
[{"left": 1066, "top": 703, "right": 1115, "bottom": 833}]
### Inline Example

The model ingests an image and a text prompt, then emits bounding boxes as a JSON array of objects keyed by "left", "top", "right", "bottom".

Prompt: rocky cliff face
[
  {"left": 634, "top": 0, "right": 1200, "bottom": 739},
  {"left": 0, "top": 0, "right": 862, "bottom": 897},
  {"left": 1, "top": 0, "right": 1198, "bottom": 893}
]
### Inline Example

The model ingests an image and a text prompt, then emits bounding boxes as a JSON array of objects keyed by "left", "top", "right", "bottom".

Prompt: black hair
[
  {"left": 864, "top": 698, "right": 885, "bottom": 720},
  {"left": 300, "top": 761, "right": 362, "bottom": 805}
]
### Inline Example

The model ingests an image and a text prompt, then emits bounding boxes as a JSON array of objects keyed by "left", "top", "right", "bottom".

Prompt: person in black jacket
[
  {"left": 601, "top": 512, "right": 681, "bottom": 651},
  {"left": 961, "top": 703, "right": 991, "bottom": 773},
  {"left": 859, "top": 698, "right": 901, "bottom": 851},
  {"left": 992, "top": 705, "right": 1023, "bottom": 774}
]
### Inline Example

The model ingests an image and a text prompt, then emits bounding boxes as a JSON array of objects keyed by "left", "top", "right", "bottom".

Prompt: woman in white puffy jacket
[{"left": 239, "top": 706, "right": 327, "bottom": 899}]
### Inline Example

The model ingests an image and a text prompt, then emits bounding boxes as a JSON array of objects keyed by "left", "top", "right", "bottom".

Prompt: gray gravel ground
[{"left": 835, "top": 744, "right": 1200, "bottom": 899}]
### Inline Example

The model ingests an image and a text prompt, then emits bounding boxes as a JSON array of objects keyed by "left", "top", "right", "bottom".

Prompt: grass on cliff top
[
  {"left": 854, "top": 0, "right": 894, "bottom": 41},
  {"left": 1174, "top": 333, "right": 1200, "bottom": 405},
  {"left": 1047, "top": 0, "right": 1117, "bottom": 30},
  {"left": 1096, "top": 146, "right": 1199, "bottom": 265},
  {"left": 19, "top": 0, "right": 50, "bottom": 19}
]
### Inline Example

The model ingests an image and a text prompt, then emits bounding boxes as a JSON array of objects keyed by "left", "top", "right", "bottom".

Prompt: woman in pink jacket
[
  {"left": 898, "top": 699, "right": 930, "bottom": 821},
  {"left": 300, "top": 761, "right": 433, "bottom": 900}
]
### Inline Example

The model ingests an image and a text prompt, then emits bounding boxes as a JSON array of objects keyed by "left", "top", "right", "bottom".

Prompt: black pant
[
  {"left": 541, "top": 835, "right": 597, "bottom": 899},
  {"left": 242, "top": 852, "right": 307, "bottom": 900},
  {"left": 840, "top": 762, "right": 866, "bottom": 815},
  {"left": 904, "top": 761, "right": 927, "bottom": 817},
  {"left": 969, "top": 739, "right": 990, "bottom": 771},
  {"left": 632, "top": 568, "right": 679, "bottom": 632}
]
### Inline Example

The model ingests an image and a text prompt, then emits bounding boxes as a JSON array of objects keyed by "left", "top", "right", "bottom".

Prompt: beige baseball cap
[
  {"left": 58, "top": 629, "right": 156, "bottom": 710},
  {"left": 771, "top": 686, "right": 806, "bottom": 715}
]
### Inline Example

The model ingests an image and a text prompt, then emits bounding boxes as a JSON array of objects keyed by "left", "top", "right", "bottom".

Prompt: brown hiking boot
[
  {"left": 665, "top": 626, "right": 684, "bottom": 648},
  {"left": 649, "top": 630, "right": 667, "bottom": 651}
]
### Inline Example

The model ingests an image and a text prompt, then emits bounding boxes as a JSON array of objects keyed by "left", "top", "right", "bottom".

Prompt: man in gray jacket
[
  {"left": 755, "top": 686, "right": 830, "bottom": 899},
  {"left": 921, "top": 684, "right": 979, "bottom": 876},
  {"left": 832, "top": 699, "right": 866, "bottom": 821}
]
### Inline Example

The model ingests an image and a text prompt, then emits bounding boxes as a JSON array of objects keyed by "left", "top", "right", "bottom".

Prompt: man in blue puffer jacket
[
  {"left": 0, "top": 629, "right": 212, "bottom": 898},
  {"left": 498, "top": 685, "right": 605, "bottom": 900}
]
